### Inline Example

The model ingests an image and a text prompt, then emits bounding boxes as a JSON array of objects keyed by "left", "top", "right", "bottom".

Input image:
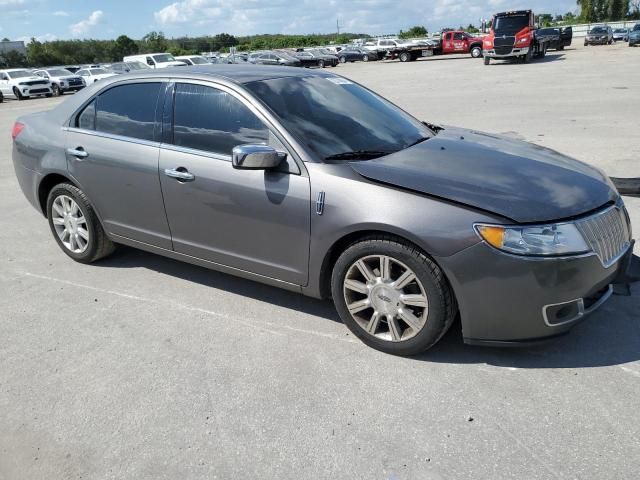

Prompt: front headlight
[{"left": 475, "top": 222, "right": 589, "bottom": 256}]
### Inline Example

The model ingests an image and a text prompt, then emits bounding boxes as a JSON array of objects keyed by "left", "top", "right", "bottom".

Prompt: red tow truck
[
  {"left": 386, "top": 30, "right": 485, "bottom": 62},
  {"left": 482, "top": 10, "right": 552, "bottom": 64}
]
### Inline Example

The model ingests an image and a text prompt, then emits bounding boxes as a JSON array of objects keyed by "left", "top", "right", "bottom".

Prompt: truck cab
[
  {"left": 440, "top": 31, "right": 484, "bottom": 58},
  {"left": 483, "top": 10, "right": 549, "bottom": 64}
]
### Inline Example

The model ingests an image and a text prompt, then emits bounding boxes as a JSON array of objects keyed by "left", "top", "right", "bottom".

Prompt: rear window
[{"left": 81, "top": 83, "right": 162, "bottom": 141}]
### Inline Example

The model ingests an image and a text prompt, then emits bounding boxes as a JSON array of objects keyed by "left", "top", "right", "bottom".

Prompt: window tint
[
  {"left": 77, "top": 100, "right": 96, "bottom": 130},
  {"left": 95, "top": 83, "right": 161, "bottom": 141},
  {"left": 173, "top": 83, "right": 269, "bottom": 155},
  {"left": 453, "top": 32, "right": 464, "bottom": 40}
]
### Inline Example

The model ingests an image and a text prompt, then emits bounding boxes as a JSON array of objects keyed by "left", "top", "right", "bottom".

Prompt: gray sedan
[{"left": 11, "top": 66, "right": 638, "bottom": 355}]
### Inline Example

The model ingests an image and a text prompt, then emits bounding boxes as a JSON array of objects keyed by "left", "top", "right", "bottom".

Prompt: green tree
[
  {"left": 399, "top": 25, "right": 428, "bottom": 39},
  {"left": 141, "top": 31, "right": 168, "bottom": 53},
  {"left": 538, "top": 13, "right": 554, "bottom": 26},
  {"left": 111, "top": 35, "right": 138, "bottom": 61},
  {"left": 0, "top": 50, "right": 27, "bottom": 68}
]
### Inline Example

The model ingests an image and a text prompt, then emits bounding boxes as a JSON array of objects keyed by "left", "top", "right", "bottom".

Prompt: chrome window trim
[
  {"left": 160, "top": 142, "right": 230, "bottom": 162},
  {"left": 63, "top": 126, "right": 161, "bottom": 149},
  {"left": 542, "top": 284, "right": 613, "bottom": 327}
]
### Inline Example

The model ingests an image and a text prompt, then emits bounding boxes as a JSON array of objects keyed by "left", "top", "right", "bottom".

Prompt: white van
[{"left": 123, "top": 53, "right": 187, "bottom": 69}]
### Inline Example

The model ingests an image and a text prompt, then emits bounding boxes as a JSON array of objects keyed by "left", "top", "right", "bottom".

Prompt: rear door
[
  {"left": 65, "top": 80, "right": 172, "bottom": 248},
  {"left": 158, "top": 81, "right": 311, "bottom": 285}
]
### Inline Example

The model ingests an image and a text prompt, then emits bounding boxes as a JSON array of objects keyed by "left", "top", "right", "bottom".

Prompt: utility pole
[{"left": 336, "top": 17, "right": 341, "bottom": 36}]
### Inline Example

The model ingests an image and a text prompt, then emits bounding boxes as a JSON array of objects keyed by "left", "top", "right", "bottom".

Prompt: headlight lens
[{"left": 475, "top": 222, "right": 590, "bottom": 256}]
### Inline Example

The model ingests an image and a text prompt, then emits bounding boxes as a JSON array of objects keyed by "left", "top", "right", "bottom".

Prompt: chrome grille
[{"left": 575, "top": 206, "right": 631, "bottom": 267}]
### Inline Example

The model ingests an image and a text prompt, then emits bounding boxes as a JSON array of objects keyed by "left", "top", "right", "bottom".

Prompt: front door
[
  {"left": 65, "top": 81, "right": 172, "bottom": 249},
  {"left": 158, "top": 82, "right": 311, "bottom": 285}
]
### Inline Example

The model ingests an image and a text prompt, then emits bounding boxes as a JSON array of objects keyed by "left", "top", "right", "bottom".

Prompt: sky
[{"left": 1, "top": 0, "right": 579, "bottom": 42}]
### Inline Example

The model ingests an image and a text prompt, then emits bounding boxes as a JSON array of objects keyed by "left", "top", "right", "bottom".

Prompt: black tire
[
  {"left": 470, "top": 46, "right": 482, "bottom": 58},
  {"left": 557, "top": 45, "right": 565, "bottom": 51},
  {"left": 318, "top": 59, "right": 325, "bottom": 68},
  {"left": 0, "top": 91, "right": 3, "bottom": 103},
  {"left": 52, "top": 84, "right": 61, "bottom": 96},
  {"left": 331, "top": 235, "right": 456, "bottom": 356},
  {"left": 362, "top": 54, "right": 369, "bottom": 62},
  {"left": 399, "top": 52, "right": 411, "bottom": 62},
  {"left": 484, "top": 56, "right": 490, "bottom": 65},
  {"left": 13, "top": 87, "right": 24, "bottom": 101},
  {"left": 539, "top": 44, "right": 547, "bottom": 58},
  {"left": 45, "top": 93, "right": 53, "bottom": 98},
  {"left": 46, "top": 183, "right": 115, "bottom": 264},
  {"left": 338, "top": 55, "right": 347, "bottom": 63}
]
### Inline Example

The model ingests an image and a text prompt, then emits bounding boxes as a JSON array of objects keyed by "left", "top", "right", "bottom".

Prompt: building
[{"left": 0, "top": 40, "right": 27, "bottom": 56}]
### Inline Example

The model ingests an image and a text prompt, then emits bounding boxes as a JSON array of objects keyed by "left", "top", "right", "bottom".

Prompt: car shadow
[
  {"left": 95, "top": 245, "right": 342, "bottom": 323},
  {"left": 489, "top": 53, "right": 566, "bottom": 65},
  {"left": 97, "top": 246, "right": 639, "bottom": 368}
]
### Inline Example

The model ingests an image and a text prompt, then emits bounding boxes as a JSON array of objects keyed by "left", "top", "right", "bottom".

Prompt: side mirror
[{"left": 232, "top": 144, "right": 286, "bottom": 170}]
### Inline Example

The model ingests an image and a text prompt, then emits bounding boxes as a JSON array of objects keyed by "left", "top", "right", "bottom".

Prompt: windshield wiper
[
  {"left": 405, "top": 136, "right": 431, "bottom": 149},
  {"left": 324, "top": 150, "right": 396, "bottom": 161}
]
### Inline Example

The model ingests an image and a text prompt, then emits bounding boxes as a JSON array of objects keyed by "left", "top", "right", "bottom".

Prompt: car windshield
[
  {"left": 89, "top": 68, "right": 107, "bottom": 74},
  {"left": 493, "top": 14, "right": 529, "bottom": 34},
  {"left": 153, "top": 54, "right": 176, "bottom": 63},
  {"left": 189, "top": 57, "right": 209, "bottom": 64},
  {"left": 614, "top": 29, "right": 626, "bottom": 33},
  {"left": 127, "top": 62, "right": 150, "bottom": 70},
  {"left": 245, "top": 76, "right": 432, "bottom": 160},
  {"left": 634, "top": 24, "right": 640, "bottom": 31},
  {"left": 47, "top": 69, "right": 73, "bottom": 76},
  {"left": 590, "top": 27, "right": 606, "bottom": 33},
  {"left": 7, "top": 70, "right": 32, "bottom": 79}
]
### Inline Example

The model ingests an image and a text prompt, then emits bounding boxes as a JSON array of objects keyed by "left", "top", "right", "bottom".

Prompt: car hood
[
  {"left": 18, "top": 76, "right": 48, "bottom": 83},
  {"left": 349, "top": 127, "right": 617, "bottom": 223}
]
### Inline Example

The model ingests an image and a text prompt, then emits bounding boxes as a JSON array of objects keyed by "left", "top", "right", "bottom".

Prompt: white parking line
[{"left": 20, "top": 271, "right": 357, "bottom": 344}]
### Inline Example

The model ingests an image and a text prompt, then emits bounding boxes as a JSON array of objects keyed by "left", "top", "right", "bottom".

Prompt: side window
[
  {"left": 95, "top": 83, "right": 161, "bottom": 141},
  {"left": 453, "top": 32, "right": 464, "bottom": 41},
  {"left": 172, "top": 83, "right": 269, "bottom": 156},
  {"left": 76, "top": 99, "right": 96, "bottom": 130},
  {"left": 146, "top": 57, "right": 154, "bottom": 66}
]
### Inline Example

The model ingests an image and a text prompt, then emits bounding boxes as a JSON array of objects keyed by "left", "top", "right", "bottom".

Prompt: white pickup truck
[{"left": 0, "top": 69, "right": 53, "bottom": 101}]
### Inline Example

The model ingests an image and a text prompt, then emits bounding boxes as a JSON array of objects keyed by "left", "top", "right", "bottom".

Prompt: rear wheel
[
  {"left": 331, "top": 236, "right": 456, "bottom": 356},
  {"left": 399, "top": 52, "right": 411, "bottom": 62},
  {"left": 52, "top": 84, "right": 61, "bottom": 96},
  {"left": 470, "top": 46, "right": 482, "bottom": 58},
  {"left": 0, "top": 91, "right": 3, "bottom": 103},
  {"left": 362, "top": 54, "right": 369, "bottom": 62},
  {"left": 557, "top": 45, "right": 565, "bottom": 51},
  {"left": 317, "top": 59, "right": 325, "bottom": 68},
  {"left": 46, "top": 183, "right": 115, "bottom": 264},
  {"left": 339, "top": 55, "right": 346, "bottom": 63}
]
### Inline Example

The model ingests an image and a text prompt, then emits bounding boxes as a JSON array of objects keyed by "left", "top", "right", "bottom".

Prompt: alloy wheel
[
  {"left": 51, "top": 195, "right": 90, "bottom": 253},
  {"left": 343, "top": 255, "right": 429, "bottom": 342}
]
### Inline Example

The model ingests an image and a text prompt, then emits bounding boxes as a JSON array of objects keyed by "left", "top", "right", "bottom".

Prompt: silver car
[{"left": 11, "top": 66, "right": 639, "bottom": 355}]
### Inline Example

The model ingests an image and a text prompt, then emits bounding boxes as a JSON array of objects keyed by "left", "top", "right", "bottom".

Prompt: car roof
[
  {"left": 2, "top": 68, "right": 32, "bottom": 72},
  {"left": 105, "top": 64, "right": 331, "bottom": 84}
]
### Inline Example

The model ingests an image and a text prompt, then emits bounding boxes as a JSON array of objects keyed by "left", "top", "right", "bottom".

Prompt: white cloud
[
  {"left": 69, "top": 10, "right": 104, "bottom": 36},
  {"left": 0, "top": 0, "right": 25, "bottom": 7},
  {"left": 53, "top": 10, "right": 69, "bottom": 17},
  {"left": 16, "top": 33, "right": 58, "bottom": 44}
]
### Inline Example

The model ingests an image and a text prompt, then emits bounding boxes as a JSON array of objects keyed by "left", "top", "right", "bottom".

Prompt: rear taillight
[{"left": 11, "top": 122, "right": 24, "bottom": 141}]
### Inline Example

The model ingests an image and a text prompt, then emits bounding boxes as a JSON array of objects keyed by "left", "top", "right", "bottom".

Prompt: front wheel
[
  {"left": 338, "top": 56, "right": 347, "bottom": 63},
  {"left": 13, "top": 87, "right": 24, "bottom": 100},
  {"left": 47, "top": 183, "right": 115, "bottom": 264},
  {"left": 484, "top": 56, "right": 490, "bottom": 65},
  {"left": 362, "top": 54, "right": 369, "bottom": 62},
  {"left": 331, "top": 236, "right": 456, "bottom": 356},
  {"left": 470, "top": 46, "right": 482, "bottom": 58},
  {"left": 52, "top": 84, "right": 61, "bottom": 96},
  {"left": 317, "top": 59, "right": 325, "bottom": 68},
  {"left": 0, "top": 91, "right": 3, "bottom": 103}
]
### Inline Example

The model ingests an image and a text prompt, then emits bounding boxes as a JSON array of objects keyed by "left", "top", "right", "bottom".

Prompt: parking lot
[{"left": 1, "top": 41, "right": 639, "bottom": 479}]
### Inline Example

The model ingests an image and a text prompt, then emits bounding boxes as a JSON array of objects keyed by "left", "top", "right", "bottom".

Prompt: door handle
[
  {"left": 67, "top": 147, "right": 89, "bottom": 159},
  {"left": 164, "top": 168, "right": 195, "bottom": 182}
]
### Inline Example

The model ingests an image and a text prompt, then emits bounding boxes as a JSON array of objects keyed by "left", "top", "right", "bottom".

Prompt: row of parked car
[{"left": 584, "top": 24, "right": 640, "bottom": 46}]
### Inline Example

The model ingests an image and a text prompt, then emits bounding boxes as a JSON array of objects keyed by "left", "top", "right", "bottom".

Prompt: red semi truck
[{"left": 482, "top": 10, "right": 552, "bottom": 64}]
